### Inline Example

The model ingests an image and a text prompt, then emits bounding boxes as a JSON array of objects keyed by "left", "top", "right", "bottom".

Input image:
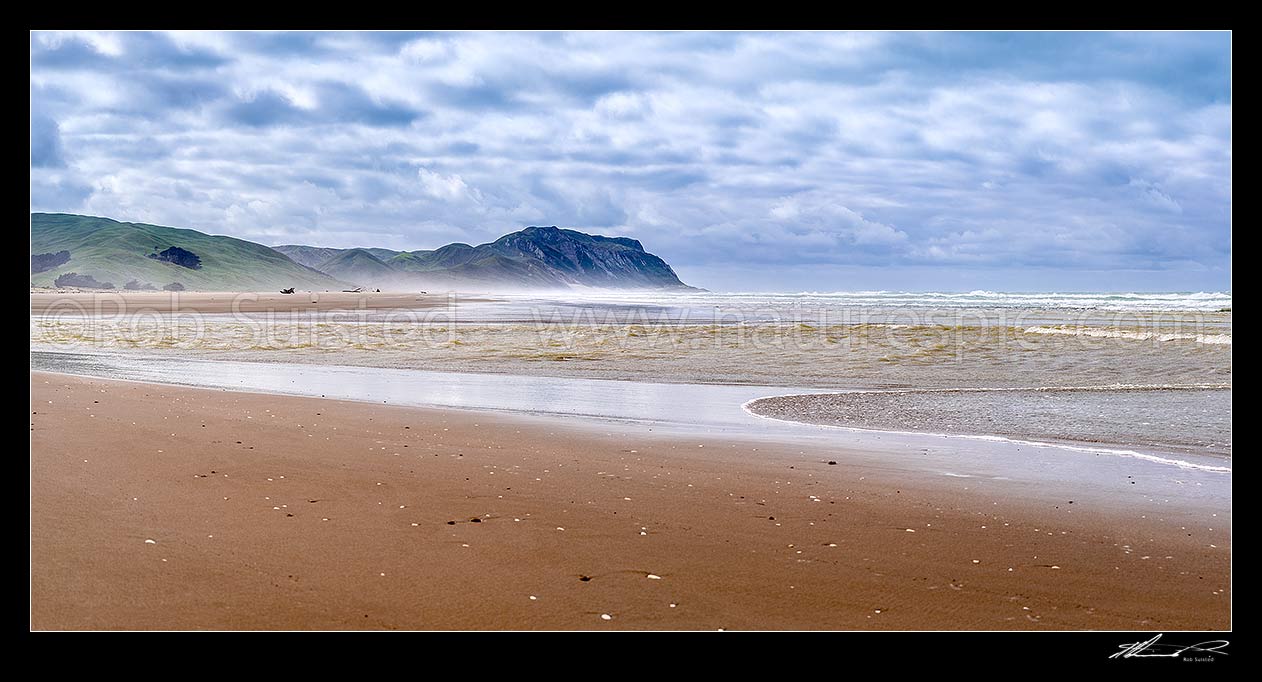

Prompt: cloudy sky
[{"left": 30, "top": 31, "right": 1231, "bottom": 292}]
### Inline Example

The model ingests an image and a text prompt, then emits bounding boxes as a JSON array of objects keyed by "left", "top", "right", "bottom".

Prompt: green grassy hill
[
  {"left": 272, "top": 244, "right": 345, "bottom": 270},
  {"left": 444, "top": 253, "right": 569, "bottom": 287},
  {"left": 314, "top": 248, "right": 395, "bottom": 284},
  {"left": 32, "top": 214, "right": 693, "bottom": 291},
  {"left": 389, "top": 243, "right": 477, "bottom": 272},
  {"left": 276, "top": 244, "right": 403, "bottom": 270},
  {"left": 362, "top": 247, "right": 402, "bottom": 261},
  {"left": 31, "top": 213, "right": 344, "bottom": 291}
]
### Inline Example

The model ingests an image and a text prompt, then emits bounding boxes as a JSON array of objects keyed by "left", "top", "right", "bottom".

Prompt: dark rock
[{"left": 163, "top": 282, "right": 186, "bottom": 291}]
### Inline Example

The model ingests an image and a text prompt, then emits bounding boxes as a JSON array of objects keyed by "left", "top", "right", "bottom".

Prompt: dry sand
[
  {"left": 30, "top": 372, "right": 1230, "bottom": 630},
  {"left": 30, "top": 291, "right": 466, "bottom": 315}
]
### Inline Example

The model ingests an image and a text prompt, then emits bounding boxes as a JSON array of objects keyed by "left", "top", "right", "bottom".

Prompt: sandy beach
[
  {"left": 30, "top": 27, "right": 1233, "bottom": 639},
  {"left": 30, "top": 290, "right": 463, "bottom": 316},
  {"left": 30, "top": 372, "right": 1230, "bottom": 630}
]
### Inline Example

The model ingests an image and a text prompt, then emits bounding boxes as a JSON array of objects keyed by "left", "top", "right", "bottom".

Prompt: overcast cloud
[{"left": 29, "top": 31, "right": 1231, "bottom": 291}]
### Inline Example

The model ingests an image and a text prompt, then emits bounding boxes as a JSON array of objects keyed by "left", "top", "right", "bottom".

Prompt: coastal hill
[
  {"left": 31, "top": 213, "right": 692, "bottom": 291},
  {"left": 276, "top": 226, "right": 690, "bottom": 290},
  {"left": 30, "top": 213, "right": 340, "bottom": 291}
]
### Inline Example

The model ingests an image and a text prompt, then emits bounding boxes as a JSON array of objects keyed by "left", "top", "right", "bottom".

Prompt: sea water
[{"left": 31, "top": 290, "right": 1230, "bottom": 461}]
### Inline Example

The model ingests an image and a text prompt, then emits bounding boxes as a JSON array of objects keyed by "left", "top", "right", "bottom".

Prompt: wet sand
[
  {"left": 30, "top": 291, "right": 468, "bottom": 315},
  {"left": 30, "top": 372, "right": 1230, "bottom": 630},
  {"left": 745, "top": 388, "right": 1233, "bottom": 458}
]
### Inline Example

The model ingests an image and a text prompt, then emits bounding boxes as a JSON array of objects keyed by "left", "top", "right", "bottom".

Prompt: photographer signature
[{"left": 1110, "top": 634, "right": 1229, "bottom": 659}]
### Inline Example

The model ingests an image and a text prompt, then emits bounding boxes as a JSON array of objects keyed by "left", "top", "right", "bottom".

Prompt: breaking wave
[{"left": 1023, "top": 326, "right": 1231, "bottom": 345}]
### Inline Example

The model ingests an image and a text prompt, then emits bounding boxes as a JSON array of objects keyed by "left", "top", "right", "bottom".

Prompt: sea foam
[{"left": 1023, "top": 326, "right": 1232, "bottom": 345}]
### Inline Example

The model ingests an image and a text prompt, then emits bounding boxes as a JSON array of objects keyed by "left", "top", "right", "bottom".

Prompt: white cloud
[
  {"left": 400, "top": 39, "right": 452, "bottom": 63},
  {"left": 417, "top": 167, "right": 479, "bottom": 203},
  {"left": 595, "top": 91, "right": 650, "bottom": 119},
  {"left": 768, "top": 194, "right": 908, "bottom": 247},
  {"left": 1129, "top": 178, "right": 1183, "bottom": 214},
  {"left": 28, "top": 30, "right": 1232, "bottom": 289}
]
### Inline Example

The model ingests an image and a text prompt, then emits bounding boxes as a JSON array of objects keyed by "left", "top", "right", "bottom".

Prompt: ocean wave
[
  {"left": 538, "top": 290, "right": 1233, "bottom": 312},
  {"left": 1022, "top": 326, "right": 1231, "bottom": 345}
]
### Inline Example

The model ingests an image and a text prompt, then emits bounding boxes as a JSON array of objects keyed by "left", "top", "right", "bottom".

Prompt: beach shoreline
[
  {"left": 744, "top": 388, "right": 1233, "bottom": 460},
  {"left": 30, "top": 371, "right": 1230, "bottom": 630},
  {"left": 30, "top": 290, "right": 478, "bottom": 315}
]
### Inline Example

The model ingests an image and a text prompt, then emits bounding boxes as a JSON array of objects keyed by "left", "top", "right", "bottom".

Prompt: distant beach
[{"left": 30, "top": 290, "right": 462, "bottom": 315}]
